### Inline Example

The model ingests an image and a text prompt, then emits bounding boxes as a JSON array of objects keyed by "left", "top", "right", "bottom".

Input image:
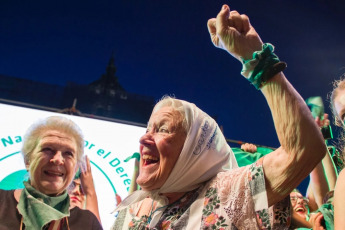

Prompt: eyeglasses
[
  {"left": 67, "top": 181, "right": 84, "bottom": 195},
  {"left": 290, "top": 195, "right": 309, "bottom": 206}
]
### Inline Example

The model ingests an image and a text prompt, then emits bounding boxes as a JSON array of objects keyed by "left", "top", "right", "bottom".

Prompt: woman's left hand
[
  {"left": 207, "top": 4, "right": 263, "bottom": 62},
  {"left": 80, "top": 155, "right": 96, "bottom": 196}
]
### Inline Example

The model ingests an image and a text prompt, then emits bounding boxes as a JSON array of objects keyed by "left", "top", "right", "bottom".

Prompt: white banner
[{"left": 0, "top": 102, "right": 145, "bottom": 229}]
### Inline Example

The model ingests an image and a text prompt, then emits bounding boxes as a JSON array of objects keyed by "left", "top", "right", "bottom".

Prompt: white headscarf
[
  {"left": 115, "top": 98, "right": 238, "bottom": 227},
  {"left": 159, "top": 99, "right": 238, "bottom": 193}
]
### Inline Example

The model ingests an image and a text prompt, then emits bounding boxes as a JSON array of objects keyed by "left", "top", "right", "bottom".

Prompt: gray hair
[
  {"left": 21, "top": 116, "right": 84, "bottom": 165},
  {"left": 153, "top": 95, "right": 190, "bottom": 134}
]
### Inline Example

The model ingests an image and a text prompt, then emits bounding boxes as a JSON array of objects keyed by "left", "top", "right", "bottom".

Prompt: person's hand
[
  {"left": 309, "top": 212, "right": 326, "bottom": 230},
  {"left": 80, "top": 155, "right": 96, "bottom": 196},
  {"left": 315, "top": 113, "right": 330, "bottom": 128},
  {"left": 79, "top": 155, "right": 101, "bottom": 222},
  {"left": 241, "top": 143, "right": 257, "bottom": 153},
  {"left": 207, "top": 4, "right": 263, "bottom": 62}
]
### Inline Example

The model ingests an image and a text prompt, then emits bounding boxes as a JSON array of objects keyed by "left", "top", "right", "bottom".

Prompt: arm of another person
[
  {"left": 320, "top": 146, "right": 338, "bottom": 190},
  {"left": 307, "top": 114, "right": 338, "bottom": 209},
  {"left": 308, "top": 148, "right": 336, "bottom": 209},
  {"left": 314, "top": 114, "right": 338, "bottom": 190},
  {"left": 207, "top": 4, "right": 326, "bottom": 207},
  {"left": 334, "top": 169, "right": 345, "bottom": 229},
  {"left": 80, "top": 156, "right": 101, "bottom": 223}
]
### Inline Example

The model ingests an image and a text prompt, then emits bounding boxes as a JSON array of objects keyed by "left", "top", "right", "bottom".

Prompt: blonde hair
[
  {"left": 21, "top": 116, "right": 84, "bottom": 165},
  {"left": 330, "top": 75, "right": 345, "bottom": 165},
  {"left": 330, "top": 75, "right": 345, "bottom": 126}
]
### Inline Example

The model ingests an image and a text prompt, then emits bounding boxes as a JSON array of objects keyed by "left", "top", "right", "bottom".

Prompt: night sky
[{"left": 1, "top": 1, "right": 345, "bottom": 156}]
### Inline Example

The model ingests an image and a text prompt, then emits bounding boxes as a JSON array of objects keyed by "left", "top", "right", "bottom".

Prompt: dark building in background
[
  {"left": 0, "top": 74, "right": 65, "bottom": 109},
  {"left": 0, "top": 55, "right": 155, "bottom": 126}
]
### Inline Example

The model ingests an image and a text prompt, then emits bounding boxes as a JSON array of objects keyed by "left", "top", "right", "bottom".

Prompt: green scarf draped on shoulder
[{"left": 17, "top": 181, "right": 70, "bottom": 230}]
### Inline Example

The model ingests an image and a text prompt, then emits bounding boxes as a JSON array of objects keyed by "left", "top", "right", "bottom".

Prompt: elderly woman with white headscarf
[{"left": 112, "top": 4, "right": 326, "bottom": 230}]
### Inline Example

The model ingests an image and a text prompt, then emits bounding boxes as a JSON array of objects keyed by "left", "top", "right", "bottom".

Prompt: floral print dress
[{"left": 112, "top": 158, "right": 291, "bottom": 230}]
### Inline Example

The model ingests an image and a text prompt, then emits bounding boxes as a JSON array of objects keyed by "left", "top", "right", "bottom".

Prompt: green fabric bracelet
[{"left": 241, "top": 43, "right": 287, "bottom": 89}]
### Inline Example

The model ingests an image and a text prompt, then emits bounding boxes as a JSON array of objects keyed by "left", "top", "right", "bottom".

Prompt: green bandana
[
  {"left": 318, "top": 203, "right": 334, "bottom": 230},
  {"left": 17, "top": 181, "right": 70, "bottom": 230}
]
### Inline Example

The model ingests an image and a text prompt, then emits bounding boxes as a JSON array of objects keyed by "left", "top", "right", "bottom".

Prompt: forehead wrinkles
[
  {"left": 41, "top": 135, "right": 73, "bottom": 144},
  {"left": 41, "top": 130, "right": 73, "bottom": 140},
  {"left": 149, "top": 109, "right": 183, "bottom": 129},
  {"left": 39, "top": 138, "right": 75, "bottom": 151},
  {"left": 40, "top": 130, "right": 75, "bottom": 143},
  {"left": 38, "top": 133, "right": 77, "bottom": 154}
]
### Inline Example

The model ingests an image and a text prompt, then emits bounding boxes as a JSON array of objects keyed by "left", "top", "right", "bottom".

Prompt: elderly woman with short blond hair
[{"left": 0, "top": 116, "right": 102, "bottom": 230}]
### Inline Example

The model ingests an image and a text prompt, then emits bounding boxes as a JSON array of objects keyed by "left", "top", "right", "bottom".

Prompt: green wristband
[{"left": 241, "top": 43, "right": 287, "bottom": 89}]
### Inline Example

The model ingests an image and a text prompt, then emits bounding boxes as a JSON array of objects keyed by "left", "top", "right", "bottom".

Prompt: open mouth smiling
[
  {"left": 294, "top": 206, "right": 305, "bottom": 213},
  {"left": 142, "top": 154, "right": 159, "bottom": 166},
  {"left": 44, "top": 170, "right": 64, "bottom": 177}
]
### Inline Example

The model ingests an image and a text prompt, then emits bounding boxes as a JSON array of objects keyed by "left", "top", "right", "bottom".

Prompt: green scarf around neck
[{"left": 17, "top": 181, "right": 70, "bottom": 230}]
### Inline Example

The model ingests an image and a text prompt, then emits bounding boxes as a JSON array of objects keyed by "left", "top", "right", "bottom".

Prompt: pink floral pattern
[
  {"left": 112, "top": 159, "right": 291, "bottom": 229},
  {"left": 204, "top": 213, "right": 218, "bottom": 226}
]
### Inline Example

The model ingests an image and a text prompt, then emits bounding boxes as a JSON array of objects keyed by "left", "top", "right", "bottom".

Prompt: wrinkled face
[
  {"left": 28, "top": 130, "right": 78, "bottom": 196},
  {"left": 334, "top": 89, "right": 345, "bottom": 125},
  {"left": 137, "top": 106, "right": 187, "bottom": 191},
  {"left": 68, "top": 178, "right": 85, "bottom": 209},
  {"left": 290, "top": 191, "right": 309, "bottom": 219}
]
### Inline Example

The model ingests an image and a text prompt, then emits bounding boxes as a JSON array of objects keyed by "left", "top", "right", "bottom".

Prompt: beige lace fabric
[{"left": 112, "top": 158, "right": 291, "bottom": 229}]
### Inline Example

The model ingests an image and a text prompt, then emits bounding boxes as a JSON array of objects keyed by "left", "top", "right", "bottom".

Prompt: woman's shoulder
[
  {"left": 0, "top": 188, "right": 14, "bottom": 195},
  {"left": 0, "top": 189, "right": 22, "bottom": 227},
  {"left": 69, "top": 207, "right": 103, "bottom": 229},
  {"left": 0, "top": 189, "right": 17, "bottom": 202},
  {"left": 70, "top": 206, "right": 97, "bottom": 218}
]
